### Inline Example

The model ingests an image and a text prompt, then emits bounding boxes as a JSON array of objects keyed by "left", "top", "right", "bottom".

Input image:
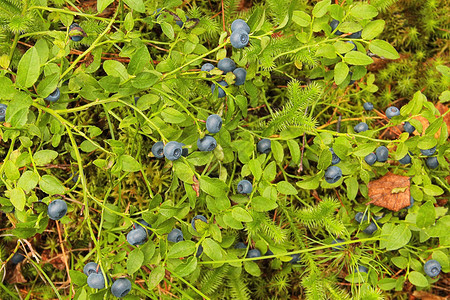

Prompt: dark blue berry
[
  {"left": 424, "top": 259, "right": 441, "bottom": 277},
  {"left": 87, "top": 273, "right": 105, "bottom": 289},
  {"left": 385, "top": 106, "right": 400, "bottom": 119},
  {"left": 10, "top": 252, "right": 25, "bottom": 264},
  {"left": 163, "top": 141, "right": 183, "bottom": 161},
  {"left": 134, "top": 219, "right": 151, "bottom": 234},
  {"left": 420, "top": 146, "right": 436, "bottom": 156},
  {"left": 45, "top": 88, "right": 60, "bottom": 102},
  {"left": 196, "top": 245, "right": 203, "bottom": 257},
  {"left": 330, "top": 19, "right": 343, "bottom": 35},
  {"left": 426, "top": 157, "right": 438, "bottom": 169},
  {"left": 152, "top": 141, "right": 164, "bottom": 158},
  {"left": 399, "top": 153, "right": 412, "bottom": 164},
  {"left": 356, "top": 265, "right": 368, "bottom": 273},
  {"left": 237, "top": 180, "right": 252, "bottom": 194},
  {"left": 126, "top": 227, "right": 147, "bottom": 246},
  {"left": 217, "top": 58, "right": 236, "bottom": 74},
  {"left": 201, "top": 63, "right": 215, "bottom": 72},
  {"left": 363, "top": 102, "right": 374, "bottom": 111},
  {"left": 348, "top": 31, "right": 362, "bottom": 39},
  {"left": 0, "top": 103, "right": 6, "bottom": 122},
  {"left": 257, "top": 139, "right": 271, "bottom": 154},
  {"left": 211, "top": 80, "right": 228, "bottom": 98},
  {"left": 111, "top": 278, "right": 132, "bottom": 298},
  {"left": 403, "top": 122, "right": 415, "bottom": 133},
  {"left": 375, "top": 146, "right": 389, "bottom": 162},
  {"left": 168, "top": 228, "right": 183, "bottom": 243},
  {"left": 363, "top": 221, "right": 378, "bottom": 235},
  {"left": 230, "top": 30, "right": 249, "bottom": 49},
  {"left": 265, "top": 249, "right": 274, "bottom": 256},
  {"left": 364, "top": 153, "right": 377, "bottom": 165},
  {"left": 206, "top": 114, "right": 222, "bottom": 134},
  {"left": 324, "top": 166, "right": 342, "bottom": 184},
  {"left": 191, "top": 215, "right": 208, "bottom": 231},
  {"left": 330, "top": 148, "right": 341, "bottom": 165},
  {"left": 331, "top": 238, "right": 345, "bottom": 251},
  {"left": 197, "top": 135, "right": 217, "bottom": 151},
  {"left": 406, "top": 196, "right": 414, "bottom": 209},
  {"left": 347, "top": 41, "right": 357, "bottom": 51},
  {"left": 47, "top": 199, "right": 68, "bottom": 220},
  {"left": 83, "top": 262, "right": 100, "bottom": 276},
  {"left": 233, "top": 68, "right": 247, "bottom": 86},
  {"left": 176, "top": 20, "right": 184, "bottom": 28},
  {"left": 69, "top": 23, "right": 85, "bottom": 42},
  {"left": 355, "top": 212, "right": 368, "bottom": 223},
  {"left": 354, "top": 122, "right": 369, "bottom": 133},
  {"left": 234, "top": 242, "right": 247, "bottom": 249},
  {"left": 231, "top": 19, "right": 250, "bottom": 33},
  {"left": 247, "top": 249, "right": 261, "bottom": 258},
  {"left": 289, "top": 254, "right": 300, "bottom": 264}
]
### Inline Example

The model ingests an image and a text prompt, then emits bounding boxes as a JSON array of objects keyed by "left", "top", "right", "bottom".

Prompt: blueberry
[
  {"left": 163, "top": 141, "right": 183, "bottom": 161},
  {"left": 346, "top": 41, "right": 357, "bottom": 51},
  {"left": 152, "top": 141, "right": 164, "bottom": 158},
  {"left": 403, "top": 121, "right": 415, "bottom": 134},
  {"left": 289, "top": 254, "right": 300, "bottom": 264},
  {"left": 247, "top": 249, "right": 261, "bottom": 258},
  {"left": 348, "top": 31, "right": 362, "bottom": 39},
  {"left": 385, "top": 106, "right": 400, "bottom": 119},
  {"left": 234, "top": 242, "right": 247, "bottom": 249},
  {"left": 237, "top": 179, "right": 252, "bottom": 194},
  {"left": 10, "top": 252, "right": 25, "bottom": 264},
  {"left": 211, "top": 80, "right": 228, "bottom": 98},
  {"left": 217, "top": 58, "right": 236, "bottom": 74},
  {"left": 71, "top": 172, "right": 79, "bottom": 183},
  {"left": 426, "top": 157, "right": 438, "bottom": 169},
  {"left": 363, "top": 102, "right": 374, "bottom": 111},
  {"left": 375, "top": 146, "right": 389, "bottom": 162},
  {"left": 196, "top": 245, "right": 203, "bottom": 257},
  {"left": 126, "top": 228, "right": 147, "bottom": 246},
  {"left": 111, "top": 278, "right": 132, "bottom": 298},
  {"left": 399, "top": 153, "right": 412, "bottom": 164},
  {"left": 191, "top": 215, "right": 208, "bottom": 231},
  {"left": 231, "top": 19, "right": 250, "bottom": 33},
  {"left": 356, "top": 265, "right": 368, "bottom": 273},
  {"left": 134, "top": 219, "right": 151, "bottom": 234},
  {"left": 176, "top": 20, "right": 184, "bottom": 28},
  {"left": 168, "top": 228, "right": 184, "bottom": 243},
  {"left": 182, "top": 148, "right": 189, "bottom": 157},
  {"left": 331, "top": 238, "right": 345, "bottom": 251},
  {"left": 330, "top": 148, "right": 341, "bottom": 165},
  {"left": 233, "top": 68, "right": 247, "bottom": 86},
  {"left": 87, "top": 273, "right": 106, "bottom": 289},
  {"left": 0, "top": 103, "right": 6, "bottom": 122},
  {"left": 257, "top": 139, "right": 271, "bottom": 154},
  {"left": 420, "top": 146, "right": 436, "bottom": 156},
  {"left": 265, "top": 249, "right": 274, "bottom": 256},
  {"left": 197, "top": 135, "right": 217, "bottom": 151},
  {"left": 330, "top": 19, "right": 343, "bottom": 35},
  {"left": 406, "top": 196, "right": 414, "bottom": 209},
  {"left": 47, "top": 199, "right": 68, "bottom": 220},
  {"left": 201, "top": 63, "right": 215, "bottom": 72},
  {"left": 69, "top": 23, "right": 85, "bottom": 42},
  {"left": 45, "top": 88, "right": 61, "bottom": 102},
  {"left": 206, "top": 114, "right": 223, "bottom": 134},
  {"left": 71, "top": 36, "right": 83, "bottom": 42},
  {"left": 355, "top": 212, "right": 368, "bottom": 224},
  {"left": 324, "top": 166, "right": 342, "bottom": 184},
  {"left": 230, "top": 30, "right": 249, "bottom": 49},
  {"left": 364, "top": 153, "right": 377, "bottom": 165},
  {"left": 424, "top": 259, "right": 441, "bottom": 277},
  {"left": 354, "top": 122, "right": 369, "bottom": 133},
  {"left": 83, "top": 262, "right": 100, "bottom": 276},
  {"left": 363, "top": 221, "right": 378, "bottom": 235}
]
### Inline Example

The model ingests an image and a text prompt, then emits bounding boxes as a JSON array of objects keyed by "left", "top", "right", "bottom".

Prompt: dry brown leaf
[
  {"left": 435, "top": 102, "right": 450, "bottom": 138},
  {"left": 412, "top": 291, "right": 448, "bottom": 300},
  {"left": 6, "top": 264, "right": 27, "bottom": 284},
  {"left": 367, "top": 173, "right": 411, "bottom": 211}
]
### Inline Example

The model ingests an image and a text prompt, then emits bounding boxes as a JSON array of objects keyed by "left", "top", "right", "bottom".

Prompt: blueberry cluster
[
  {"left": 151, "top": 141, "right": 188, "bottom": 161},
  {"left": 84, "top": 262, "right": 132, "bottom": 297},
  {"left": 230, "top": 19, "right": 250, "bottom": 49},
  {"left": 202, "top": 58, "right": 247, "bottom": 98}
]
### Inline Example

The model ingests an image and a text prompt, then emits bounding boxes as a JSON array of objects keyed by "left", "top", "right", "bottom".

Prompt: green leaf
[
  {"left": 36, "top": 73, "right": 59, "bottom": 98},
  {"left": 128, "top": 46, "right": 151, "bottom": 75},
  {"left": 380, "top": 223, "right": 411, "bottom": 251},
  {"left": 148, "top": 266, "right": 165, "bottom": 289},
  {"left": 292, "top": 11, "right": 311, "bottom": 27},
  {"left": 174, "top": 256, "right": 197, "bottom": 277},
  {"left": 120, "top": 155, "right": 141, "bottom": 172},
  {"left": 202, "top": 238, "right": 223, "bottom": 261},
  {"left": 223, "top": 213, "right": 244, "bottom": 229},
  {"left": 199, "top": 176, "right": 227, "bottom": 197},
  {"left": 362, "top": 20, "right": 385, "bottom": 40},
  {"left": 127, "top": 248, "right": 144, "bottom": 275},
  {"left": 168, "top": 241, "right": 196, "bottom": 258},
  {"left": 252, "top": 196, "right": 278, "bottom": 212},
  {"left": 408, "top": 271, "right": 429, "bottom": 287},
  {"left": 277, "top": 181, "right": 297, "bottom": 195},
  {"left": 312, "top": 0, "right": 331, "bottom": 17},
  {"left": 17, "top": 47, "right": 41, "bottom": 88},
  {"left": 232, "top": 207, "right": 253, "bottom": 222},
  {"left": 18, "top": 171, "right": 39, "bottom": 194},
  {"left": 344, "top": 51, "right": 374, "bottom": 65},
  {"left": 423, "top": 185, "right": 443, "bottom": 196},
  {"left": 391, "top": 256, "right": 408, "bottom": 269},
  {"left": 173, "top": 161, "right": 194, "bottom": 184},
  {"left": 10, "top": 187, "right": 26, "bottom": 211},
  {"left": 316, "top": 44, "right": 337, "bottom": 59},
  {"left": 416, "top": 201, "right": 436, "bottom": 228},
  {"left": 123, "top": 0, "right": 145, "bottom": 12},
  {"left": 103, "top": 60, "right": 129, "bottom": 82},
  {"left": 345, "top": 177, "right": 358, "bottom": 200},
  {"left": 248, "top": 158, "right": 262, "bottom": 181},
  {"left": 350, "top": 4, "right": 378, "bottom": 19},
  {"left": 318, "top": 148, "right": 332, "bottom": 170},
  {"left": 161, "top": 107, "right": 186, "bottom": 123},
  {"left": 334, "top": 62, "right": 349, "bottom": 85},
  {"left": 33, "top": 150, "right": 58, "bottom": 166},
  {"left": 39, "top": 175, "right": 65, "bottom": 195},
  {"left": 161, "top": 22, "right": 175, "bottom": 40},
  {"left": 378, "top": 278, "right": 397, "bottom": 291},
  {"left": 4, "top": 160, "right": 20, "bottom": 181},
  {"left": 97, "top": 0, "right": 114, "bottom": 13},
  {"left": 369, "top": 40, "right": 400, "bottom": 60},
  {"left": 271, "top": 141, "right": 284, "bottom": 163},
  {"left": 244, "top": 261, "right": 261, "bottom": 276},
  {"left": 69, "top": 270, "right": 87, "bottom": 286}
]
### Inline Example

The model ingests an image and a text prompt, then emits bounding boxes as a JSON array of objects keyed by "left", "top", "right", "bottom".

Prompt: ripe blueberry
[
  {"left": 406, "top": 196, "right": 414, "bottom": 209},
  {"left": 211, "top": 80, "right": 228, "bottom": 98},
  {"left": 403, "top": 121, "right": 415, "bottom": 133},
  {"left": 234, "top": 242, "right": 247, "bottom": 249},
  {"left": 424, "top": 259, "right": 441, "bottom": 277},
  {"left": 230, "top": 29, "right": 249, "bottom": 49},
  {"left": 331, "top": 238, "right": 345, "bottom": 251},
  {"left": 330, "top": 148, "right": 341, "bottom": 165},
  {"left": 10, "top": 252, "right": 25, "bottom": 264},
  {"left": 348, "top": 31, "right": 362, "bottom": 39},
  {"left": 265, "top": 249, "right": 274, "bottom": 256},
  {"left": 356, "top": 265, "right": 368, "bottom": 273},
  {"left": 363, "top": 102, "right": 374, "bottom": 111},
  {"left": 233, "top": 68, "right": 247, "bottom": 86},
  {"left": 69, "top": 23, "right": 86, "bottom": 42},
  {"left": 0, "top": 104, "right": 7, "bottom": 122},
  {"left": 126, "top": 227, "right": 147, "bottom": 246},
  {"left": 163, "top": 141, "right": 183, "bottom": 161},
  {"left": 420, "top": 146, "right": 436, "bottom": 156},
  {"left": 47, "top": 199, "right": 68, "bottom": 220},
  {"left": 247, "top": 249, "right": 261, "bottom": 258},
  {"left": 87, "top": 273, "right": 106, "bottom": 289},
  {"left": 324, "top": 166, "right": 342, "bottom": 184},
  {"left": 364, "top": 153, "right": 377, "bottom": 165},
  {"left": 289, "top": 254, "right": 300, "bottom": 264},
  {"left": 176, "top": 20, "right": 184, "bottom": 28},
  {"left": 83, "top": 262, "right": 100, "bottom": 276},
  {"left": 196, "top": 245, "right": 203, "bottom": 257},
  {"left": 330, "top": 19, "right": 343, "bottom": 35},
  {"left": 152, "top": 141, "right": 164, "bottom": 158},
  {"left": 426, "top": 157, "right": 438, "bottom": 169},
  {"left": 257, "top": 139, "right": 271, "bottom": 154},
  {"left": 217, "top": 58, "right": 236, "bottom": 74},
  {"left": 354, "top": 122, "right": 369, "bottom": 133},
  {"left": 231, "top": 19, "right": 250, "bottom": 33},
  {"left": 385, "top": 106, "right": 400, "bottom": 119},
  {"left": 111, "top": 278, "right": 132, "bottom": 298},
  {"left": 399, "top": 153, "right": 412, "bottom": 164},
  {"left": 45, "top": 88, "right": 61, "bottom": 102},
  {"left": 182, "top": 148, "right": 189, "bottom": 157},
  {"left": 201, "top": 63, "right": 215, "bottom": 72},
  {"left": 197, "top": 135, "right": 217, "bottom": 151},
  {"left": 191, "top": 215, "right": 208, "bottom": 231},
  {"left": 237, "top": 179, "right": 252, "bottom": 194},
  {"left": 355, "top": 212, "right": 368, "bottom": 224},
  {"left": 375, "top": 146, "right": 389, "bottom": 162},
  {"left": 168, "top": 228, "right": 184, "bottom": 243},
  {"left": 347, "top": 41, "right": 357, "bottom": 51},
  {"left": 134, "top": 219, "right": 151, "bottom": 234},
  {"left": 363, "top": 221, "right": 378, "bottom": 235},
  {"left": 206, "top": 114, "right": 223, "bottom": 134}
]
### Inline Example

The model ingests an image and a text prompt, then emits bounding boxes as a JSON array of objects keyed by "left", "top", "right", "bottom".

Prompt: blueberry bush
[{"left": 0, "top": 0, "right": 449, "bottom": 299}]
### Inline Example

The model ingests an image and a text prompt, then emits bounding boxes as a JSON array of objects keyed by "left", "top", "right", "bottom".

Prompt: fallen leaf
[
  {"left": 192, "top": 175, "right": 199, "bottom": 197},
  {"left": 367, "top": 173, "right": 411, "bottom": 211},
  {"left": 6, "top": 264, "right": 27, "bottom": 284},
  {"left": 435, "top": 102, "right": 450, "bottom": 138},
  {"left": 412, "top": 291, "right": 447, "bottom": 300}
]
